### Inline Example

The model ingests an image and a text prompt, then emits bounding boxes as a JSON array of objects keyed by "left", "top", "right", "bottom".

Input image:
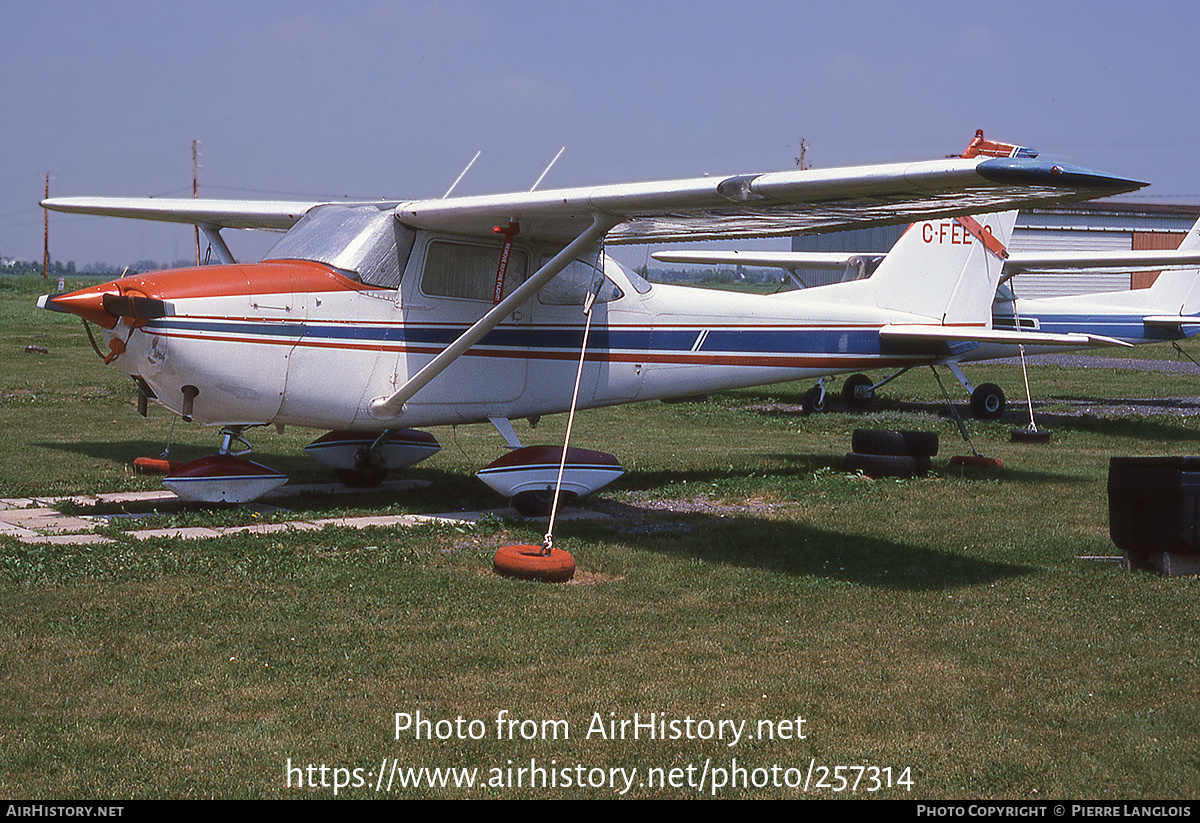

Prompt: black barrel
[{"left": 1108, "top": 456, "right": 1200, "bottom": 555}]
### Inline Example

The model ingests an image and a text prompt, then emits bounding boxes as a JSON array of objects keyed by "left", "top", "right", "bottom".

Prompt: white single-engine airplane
[
  {"left": 655, "top": 216, "right": 1200, "bottom": 418},
  {"left": 39, "top": 135, "right": 1145, "bottom": 509}
]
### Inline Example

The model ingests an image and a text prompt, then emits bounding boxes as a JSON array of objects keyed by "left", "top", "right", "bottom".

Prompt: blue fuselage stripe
[{"left": 146, "top": 319, "right": 890, "bottom": 356}]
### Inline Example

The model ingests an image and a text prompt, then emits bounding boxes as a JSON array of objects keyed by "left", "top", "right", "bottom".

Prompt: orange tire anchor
[{"left": 492, "top": 543, "right": 576, "bottom": 583}]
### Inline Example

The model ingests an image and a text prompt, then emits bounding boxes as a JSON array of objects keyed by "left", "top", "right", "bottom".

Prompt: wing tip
[{"left": 976, "top": 158, "right": 1148, "bottom": 195}]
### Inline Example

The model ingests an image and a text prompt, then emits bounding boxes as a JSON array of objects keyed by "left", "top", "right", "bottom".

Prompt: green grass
[{"left": 1, "top": 274, "right": 1199, "bottom": 798}]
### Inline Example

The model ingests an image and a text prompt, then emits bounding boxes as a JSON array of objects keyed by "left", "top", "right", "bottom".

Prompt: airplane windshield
[{"left": 264, "top": 205, "right": 415, "bottom": 289}]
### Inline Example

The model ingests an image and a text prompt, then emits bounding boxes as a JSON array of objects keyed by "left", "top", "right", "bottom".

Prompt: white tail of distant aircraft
[{"left": 994, "top": 216, "right": 1200, "bottom": 337}]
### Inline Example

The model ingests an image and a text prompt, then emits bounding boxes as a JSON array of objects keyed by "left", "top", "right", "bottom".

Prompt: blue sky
[{"left": 4, "top": 0, "right": 1199, "bottom": 269}]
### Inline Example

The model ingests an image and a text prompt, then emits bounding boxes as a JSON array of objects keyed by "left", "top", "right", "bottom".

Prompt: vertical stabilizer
[
  {"left": 1147, "top": 217, "right": 1200, "bottom": 315},
  {"left": 863, "top": 211, "right": 1016, "bottom": 325}
]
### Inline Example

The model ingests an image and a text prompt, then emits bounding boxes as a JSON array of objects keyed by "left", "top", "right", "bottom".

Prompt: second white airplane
[{"left": 654, "top": 215, "right": 1200, "bottom": 418}]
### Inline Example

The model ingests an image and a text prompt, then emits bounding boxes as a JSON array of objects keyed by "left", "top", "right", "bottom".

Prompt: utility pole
[
  {"left": 43, "top": 174, "right": 50, "bottom": 281},
  {"left": 796, "top": 137, "right": 809, "bottom": 170}
]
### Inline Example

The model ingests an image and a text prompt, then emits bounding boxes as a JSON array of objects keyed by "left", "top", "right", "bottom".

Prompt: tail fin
[
  {"left": 860, "top": 211, "right": 1016, "bottom": 325},
  {"left": 1147, "top": 216, "right": 1200, "bottom": 315}
]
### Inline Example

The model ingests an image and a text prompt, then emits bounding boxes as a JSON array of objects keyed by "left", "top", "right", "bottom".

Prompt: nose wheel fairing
[{"left": 162, "top": 455, "right": 288, "bottom": 504}]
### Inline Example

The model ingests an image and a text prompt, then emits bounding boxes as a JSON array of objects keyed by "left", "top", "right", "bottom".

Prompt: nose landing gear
[{"left": 162, "top": 427, "right": 288, "bottom": 504}]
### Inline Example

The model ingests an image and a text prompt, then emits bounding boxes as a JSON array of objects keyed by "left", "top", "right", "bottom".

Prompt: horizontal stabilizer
[
  {"left": 879, "top": 324, "right": 1134, "bottom": 348},
  {"left": 1143, "top": 315, "right": 1200, "bottom": 327}
]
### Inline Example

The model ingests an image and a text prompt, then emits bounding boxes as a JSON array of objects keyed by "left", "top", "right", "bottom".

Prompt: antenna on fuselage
[
  {"left": 530, "top": 147, "right": 565, "bottom": 192},
  {"left": 443, "top": 150, "right": 482, "bottom": 199}
]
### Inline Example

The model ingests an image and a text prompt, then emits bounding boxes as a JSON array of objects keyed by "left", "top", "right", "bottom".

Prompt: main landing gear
[
  {"left": 800, "top": 378, "right": 827, "bottom": 415},
  {"left": 303, "top": 429, "right": 442, "bottom": 487},
  {"left": 947, "top": 363, "right": 1006, "bottom": 420},
  {"left": 807, "top": 366, "right": 1008, "bottom": 420},
  {"left": 841, "top": 373, "right": 875, "bottom": 408},
  {"left": 475, "top": 445, "right": 625, "bottom": 516}
]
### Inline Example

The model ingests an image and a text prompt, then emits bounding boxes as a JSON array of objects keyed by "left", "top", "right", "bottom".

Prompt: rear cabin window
[{"left": 421, "top": 240, "right": 529, "bottom": 301}]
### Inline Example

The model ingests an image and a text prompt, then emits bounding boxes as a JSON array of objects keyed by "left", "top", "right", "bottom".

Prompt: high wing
[
  {"left": 43, "top": 153, "right": 1145, "bottom": 247},
  {"left": 393, "top": 156, "right": 1144, "bottom": 245},
  {"left": 37, "top": 196, "right": 325, "bottom": 231}
]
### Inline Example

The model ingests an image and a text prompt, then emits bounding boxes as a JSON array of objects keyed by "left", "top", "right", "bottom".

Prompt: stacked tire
[{"left": 845, "top": 429, "right": 938, "bottom": 478}]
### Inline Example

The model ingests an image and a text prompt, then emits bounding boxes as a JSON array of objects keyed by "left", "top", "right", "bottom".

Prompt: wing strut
[
  {"left": 199, "top": 224, "right": 235, "bottom": 264},
  {"left": 367, "top": 213, "right": 620, "bottom": 420}
]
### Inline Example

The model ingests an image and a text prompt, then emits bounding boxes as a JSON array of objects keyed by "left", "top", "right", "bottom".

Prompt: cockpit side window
[
  {"left": 263, "top": 204, "right": 414, "bottom": 289},
  {"left": 620, "top": 261, "right": 653, "bottom": 294},
  {"left": 421, "top": 240, "right": 529, "bottom": 301}
]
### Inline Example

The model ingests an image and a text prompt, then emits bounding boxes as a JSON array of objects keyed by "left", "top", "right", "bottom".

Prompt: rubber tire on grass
[
  {"left": 851, "top": 428, "right": 939, "bottom": 457},
  {"left": 842, "top": 374, "right": 875, "bottom": 407},
  {"left": 970, "top": 383, "right": 1006, "bottom": 420},
  {"left": 1011, "top": 428, "right": 1052, "bottom": 444},
  {"left": 844, "top": 452, "right": 930, "bottom": 478},
  {"left": 493, "top": 544, "right": 576, "bottom": 583},
  {"left": 1108, "top": 457, "right": 1200, "bottom": 556}
]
